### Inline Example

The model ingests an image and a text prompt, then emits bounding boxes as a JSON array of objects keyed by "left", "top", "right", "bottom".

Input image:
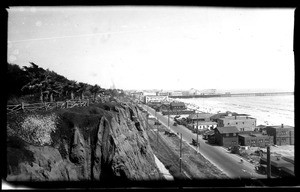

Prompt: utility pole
[
  {"left": 267, "top": 145, "right": 271, "bottom": 179},
  {"left": 196, "top": 113, "right": 199, "bottom": 151},
  {"left": 179, "top": 133, "right": 182, "bottom": 173},
  {"left": 168, "top": 106, "right": 170, "bottom": 129},
  {"left": 156, "top": 122, "right": 159, "bottom": 150}
]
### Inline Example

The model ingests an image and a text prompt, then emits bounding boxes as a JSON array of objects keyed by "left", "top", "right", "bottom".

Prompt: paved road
[{"left": 143, "top": 105, "right": 266, "bottom": 179}]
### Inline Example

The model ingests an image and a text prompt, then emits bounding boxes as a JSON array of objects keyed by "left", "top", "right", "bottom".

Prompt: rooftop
[
  {"left": 238, "top": 133, "right": 271, "bottom": 138},
  {"left": 215, "top": 126, "right": 239, "bottom": 134},
  {"left": 210, "top": 112, "right": 250, "bottom": 120},
  {"left": 193, "top": 121, "right": 217, "bottom": 125},
  {"left": 267, "top": 125, "right": 294, "bottom": 129},
  {"left": 170, "top": 102, "right": 186, "bottom": 107},
  {"left": 188, "top": 113, "right": 214, "bottom": 119},
  {"left": 218, "top": 116, "right": 255, "bottom": 120}
]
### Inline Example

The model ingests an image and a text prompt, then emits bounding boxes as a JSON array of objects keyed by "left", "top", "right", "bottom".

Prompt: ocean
[{"left": 177, "top": 95, "right": 294, "bottom": 127}]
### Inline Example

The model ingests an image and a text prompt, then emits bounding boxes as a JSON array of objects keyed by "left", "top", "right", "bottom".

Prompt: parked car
[{"left": 154, "top": 121, "right": 161, "bottom": 125}]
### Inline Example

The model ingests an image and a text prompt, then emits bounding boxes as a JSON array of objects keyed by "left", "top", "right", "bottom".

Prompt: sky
[{"left": 7, "top": 6, "right": 295, "bottom": 92}]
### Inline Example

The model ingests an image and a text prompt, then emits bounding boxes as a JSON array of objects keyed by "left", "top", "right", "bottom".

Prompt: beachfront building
[
  {"left": 169, "top": 101, "right": 186, "bottom": 111},
  {"left": 187, "top": 113, "right": 213, "bottom": 123},
  {"left": 210, "top": 112, "right": 245, "bottom": 122},
  {"left": 266, "top": 124, "right": 294, "bottom": 145},
  {"left": 216, "top": 114, "right": 256, "bottom": 132},
  {"left": 144, "top": 95, "right": 168, "bottom": 104},
  {"left": 170, "top": 91, "right": 183, "bottom": 96},
  {"left": 156, "top": 91, "right": 169, "bottom": 96},
  {"left": 192, "top": 121, "right": 218, "bottom": 130},
  {"left": 214, "top": 126, "right": 239, "bottom": 147},
  {"left": 187, "top": 113, "right": 214, "bottom": 123},
  {"left": 186, "top": 113, "right": 217, "bottom": 130},
  {"left": 238, "top": 133, "right": 274, "bottom": 147}
]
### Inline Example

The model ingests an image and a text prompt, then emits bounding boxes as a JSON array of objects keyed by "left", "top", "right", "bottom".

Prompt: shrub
[{"left": 19, "top": 113, "right": 59, "bottom": 146}]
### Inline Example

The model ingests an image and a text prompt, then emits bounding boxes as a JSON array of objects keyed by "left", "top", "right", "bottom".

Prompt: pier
[{"left": 169, "top": 92, "right": 294, "bottom": 99}]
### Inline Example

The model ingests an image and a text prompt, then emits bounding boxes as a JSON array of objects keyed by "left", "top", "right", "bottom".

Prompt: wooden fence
[{"left": 7, "top": 99, "right": 90, "bottom": 114}]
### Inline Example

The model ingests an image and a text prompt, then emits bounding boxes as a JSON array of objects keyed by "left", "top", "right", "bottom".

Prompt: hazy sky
[{"left": 7, "top": 6, "right": 295, "bottom": 92}]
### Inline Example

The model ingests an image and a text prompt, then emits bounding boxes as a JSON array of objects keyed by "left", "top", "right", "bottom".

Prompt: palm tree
[
  {"left": 63, "top": 80, "right": 78, "bottom": 100},
  {"left": 90, "top": 84, "right": 101, "bottom": 102},
  {"left": 21, "top": 62, "right": 48, "bottom": 102},
  {"left": 76, "top": 82, "right": 89, "bottom": 100}
]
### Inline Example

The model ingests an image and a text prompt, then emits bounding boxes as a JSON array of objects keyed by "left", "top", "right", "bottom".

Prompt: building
[
  {"left": 210, "top": 111, "right": 246, "bottom": 122},
  {"left": 216, "top": 114, "right": 256, "bottom": 132},
  {"left": 169, "top": 101, "right": 186, "bottom": 111},
  {"left": 170, "top": 91, "right": 183, "bottom": 96},
  {"left": 238, "top": 133, "right": 274, "bottom": 147},
  {"left": 214, "top": 126, "right": 239, "bottom": 147},
  {"left": 156, "top": 91, "right": 169, "bottom": 96},
  {"left": 187, "top": 113, "right": 214, "bottom": 123},
  {"left": 266, "top": 124, "right": 294, "bottom": 145},
  {"left": 199, "top": 89, "right": 217, "bottom": 95},
  {"left": 186, "top": 113, "right": 217, "bottom": 130},
  {"left": 131, "top": 91, "right": 144, "bottom": 101},
  {"left": 256, "top": 125, "right": 267, "bottom": 133},
  {"left": 182, "top": 91, "right": 190, "bottom": 96},
  {"left": 144, "top": 95, "right": 168, "bottom": 104},
  {"left": 260, "top": 154, "right": 294, "bottom": 177},
  {"left": 192, "top": 121, "right": 218, "bottom": 130}
]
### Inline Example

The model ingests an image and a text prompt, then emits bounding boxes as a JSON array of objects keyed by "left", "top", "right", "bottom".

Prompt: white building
[{"left": 144, "top": 95, "right": 169, "bottom": 104}]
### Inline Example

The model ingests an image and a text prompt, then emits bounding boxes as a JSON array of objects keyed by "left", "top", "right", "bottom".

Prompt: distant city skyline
[{"left": 7, "top": 6, "right": 295, "bottom": 91}]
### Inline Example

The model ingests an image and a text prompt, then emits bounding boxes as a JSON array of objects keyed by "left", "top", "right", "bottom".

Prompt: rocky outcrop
[{"left": 6, "top": 102, "right": 163, "bottom": 182}]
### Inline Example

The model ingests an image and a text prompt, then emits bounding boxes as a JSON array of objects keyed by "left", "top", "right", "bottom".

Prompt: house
[
  {"left": 266, "top": 124, "right": 294, "bottom": 145},
  {"left": 238, "top": 132, "right": 274, "bottom": 147},
  {"left": 169, "top": 101, "right": 186, "bottom": 111},
  {"left": 216, "top": 114, "right": 256, "bottom": 132},
  {"left": 187, "top": 113, "right": 214, "bottom": 124},
  {"left": 214, "top": 126, "right": 239, "bottom": 147}
]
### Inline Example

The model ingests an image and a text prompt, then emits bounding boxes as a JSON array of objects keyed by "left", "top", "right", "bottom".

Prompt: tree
[
  {"left": 21, "top": 62, "right": 48, "bottom": 102},
  {"left": 63, "top": 80, "right": 78, "bottom": 100},
  {"left": 76, "top": 82, "right": 89, "bottom": 100},
  {"left": 90, "top": 84, "right": 101, "bottom": 101},
  {"left": 7, "top": 63, "right": 28, "bottom": 99}
]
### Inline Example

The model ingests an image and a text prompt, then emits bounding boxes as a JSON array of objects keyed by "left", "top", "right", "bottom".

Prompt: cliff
[{"left": 6, "top": 101, "right": 163, "bottom": 182}]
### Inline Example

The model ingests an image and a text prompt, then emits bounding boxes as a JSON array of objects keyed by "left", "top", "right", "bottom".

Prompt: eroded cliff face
[{"left": 6, "top": 102, "right": 162, "bottom": 182}]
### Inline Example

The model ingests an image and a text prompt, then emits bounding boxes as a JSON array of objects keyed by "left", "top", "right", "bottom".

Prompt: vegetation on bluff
[{"left": 7, "top": 62, "right": 125, "bottom": 105}]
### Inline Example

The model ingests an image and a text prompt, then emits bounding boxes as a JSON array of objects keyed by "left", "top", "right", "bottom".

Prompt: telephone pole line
[{"left": 179, "top": 133, "right": 182, "bottom": 173}]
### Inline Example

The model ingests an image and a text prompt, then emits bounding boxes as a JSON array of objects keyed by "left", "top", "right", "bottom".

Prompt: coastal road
[{"left": 143, "top": 104, "right": 266, "bottom": 179}]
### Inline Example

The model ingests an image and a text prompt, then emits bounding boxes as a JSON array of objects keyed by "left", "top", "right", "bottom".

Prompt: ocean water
[{"left": 177, "top": 95, "right": 294, "bottom": 127}]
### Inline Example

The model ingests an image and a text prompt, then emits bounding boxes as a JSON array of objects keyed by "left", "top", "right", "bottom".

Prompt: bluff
[{"left": 6, "top": 101, "right": 163, "bottom": 183}]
